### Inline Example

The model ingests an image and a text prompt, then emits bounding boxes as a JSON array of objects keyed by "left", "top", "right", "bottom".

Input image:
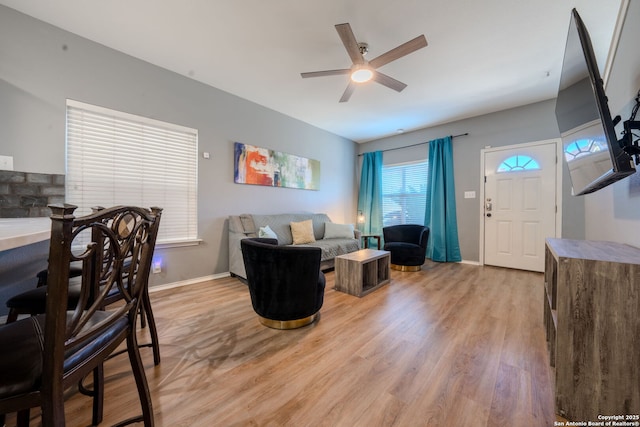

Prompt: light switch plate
[
  {"left": 0, "top": 155, "right": 14, "bottom": 170},
  {"left": 464, "top": 191, "right": 476, "bottom": 199}
]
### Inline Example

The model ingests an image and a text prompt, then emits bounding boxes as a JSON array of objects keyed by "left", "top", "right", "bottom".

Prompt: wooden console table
[
  {"left": 334, "top": 249, "right": 390, "bottom": 297},
  {"left": 544, "top": 238, "right": 640, "bottom": 421}
]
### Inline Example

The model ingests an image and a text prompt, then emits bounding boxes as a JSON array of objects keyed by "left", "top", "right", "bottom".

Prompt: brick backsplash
[{"left": 0, "top": 170, "right": 65, "bottom": 217}]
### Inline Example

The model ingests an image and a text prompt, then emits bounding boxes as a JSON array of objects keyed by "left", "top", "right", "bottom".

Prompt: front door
[{"left": 483, "top": 141, "right": 557, "bottom": 272}]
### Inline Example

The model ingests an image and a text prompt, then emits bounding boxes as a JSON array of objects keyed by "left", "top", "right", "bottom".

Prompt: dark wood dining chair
[
  {"left": 0, "top": 204, "right": 162, "bottom": 426},
  {"left": 5, "top": 207, "right": 161, "bottom": 366},
  {"left": 5, "top": 266, "right": 161, "bottom": 368}
]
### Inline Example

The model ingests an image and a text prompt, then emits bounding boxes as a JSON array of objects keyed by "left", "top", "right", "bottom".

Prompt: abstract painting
[{"left": 233, "top": 142, "right": 320, "bottom": 190}]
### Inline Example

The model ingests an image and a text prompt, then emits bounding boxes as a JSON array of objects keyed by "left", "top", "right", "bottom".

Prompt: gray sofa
[{"left": 228, "top": 213, "right": 361, "bottom": 279}]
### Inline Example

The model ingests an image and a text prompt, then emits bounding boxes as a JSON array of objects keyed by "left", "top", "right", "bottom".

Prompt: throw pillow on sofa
[
  {"left": 324, "top": 222, "right": 355, "bottom": 239},
  {"left": 258, "top": 225, "right": 278, "bottom": 240},
  {"left": 290, "top": 220, "right": 316, "bottom": 245}
]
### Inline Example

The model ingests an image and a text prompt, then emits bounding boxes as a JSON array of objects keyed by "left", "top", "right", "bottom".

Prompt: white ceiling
[{"left": 0, "top": 0, "right": 624, "bottom": 142}]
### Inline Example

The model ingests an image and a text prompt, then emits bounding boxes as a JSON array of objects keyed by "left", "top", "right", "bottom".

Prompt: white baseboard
[
  {"left": 459, "top": 260, "right": 481, "bottom": 266},
  {"left": 148, "top": 272, "right": 231, "bottom": 293}
]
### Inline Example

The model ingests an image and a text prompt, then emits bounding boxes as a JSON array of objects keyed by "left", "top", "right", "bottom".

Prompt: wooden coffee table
[{"left": 334, "top": 249, "right": 390, "bottom": 297}]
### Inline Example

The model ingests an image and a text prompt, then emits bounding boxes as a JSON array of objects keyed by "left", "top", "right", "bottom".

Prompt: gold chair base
[
  {"left": 390, "top": 263, "right": 422, "bottom": 272},
  {"left": 258, "top": 313, "right": 318, "bottom": 330}
]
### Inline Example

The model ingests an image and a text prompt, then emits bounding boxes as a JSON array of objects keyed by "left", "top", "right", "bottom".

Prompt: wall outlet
[
  {"left": 152, "top": 261, "right": 162, "bottom": 274},
  {"left": 0, "top": 155, "right": 14, "bottom": 171}
]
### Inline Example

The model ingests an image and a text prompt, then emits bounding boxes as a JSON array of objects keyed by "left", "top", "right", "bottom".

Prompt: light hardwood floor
[{"left": 7, "top": 261, "right": 557, "bottom": 426}]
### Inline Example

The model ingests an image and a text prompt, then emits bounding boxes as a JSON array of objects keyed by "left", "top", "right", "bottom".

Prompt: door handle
[{"left": 485, "top": 202, "right": 492, "bottom": 211}]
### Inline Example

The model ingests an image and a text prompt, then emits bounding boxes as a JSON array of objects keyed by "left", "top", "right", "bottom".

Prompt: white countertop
[{"left": 0, "top": 217, "right": 51, "bottom": 252}]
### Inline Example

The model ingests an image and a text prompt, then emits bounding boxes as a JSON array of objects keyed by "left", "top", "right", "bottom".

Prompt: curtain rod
[{"left": 357, "top": 132, "right": 469, "bottom": 156}]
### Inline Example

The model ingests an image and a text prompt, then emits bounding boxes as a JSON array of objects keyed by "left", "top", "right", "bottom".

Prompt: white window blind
[
  {"left": 66, "top": 100, "right": 198, "bottom": 244},
  {"left": 382, "top": 161, "right": 428, "bottom": 227}
]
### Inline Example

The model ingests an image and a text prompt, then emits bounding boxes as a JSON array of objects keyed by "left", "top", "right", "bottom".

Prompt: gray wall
[
  {"left": 359, "top": 1, "right": 640, "bottom": 260},
  {"left": 359, "top": 99, "right": 585, "bottom": 262},
  {"left": 0, "top": 6, "right": 358, "bottom": 294},
  {"left": 583, "top": 0, "right": 640, "bottom": 246}
]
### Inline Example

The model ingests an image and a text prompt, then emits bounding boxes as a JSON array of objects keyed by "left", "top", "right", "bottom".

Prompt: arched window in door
[{"left": 497, "top": 155, "right": 540, "bottom": 173}]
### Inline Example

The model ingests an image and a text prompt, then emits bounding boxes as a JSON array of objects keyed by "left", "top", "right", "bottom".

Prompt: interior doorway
[{"left": 480, "top": 140, "right": 561, "bottom": 272}]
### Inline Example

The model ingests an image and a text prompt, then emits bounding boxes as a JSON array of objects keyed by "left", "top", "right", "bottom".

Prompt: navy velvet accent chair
[
  {"left": 382, "top": 224, "right": 430, "bottom": 271},
  {"left": 240, "top": 238, "right": 325, "bottom": 329}
]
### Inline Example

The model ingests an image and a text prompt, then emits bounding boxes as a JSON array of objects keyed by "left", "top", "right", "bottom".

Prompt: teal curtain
[
  {"left": 357, "top": 151, "right": 383, "bottom": 237},
  {"left": 424, "top": 136, "right": 462, "bottom": 262}
]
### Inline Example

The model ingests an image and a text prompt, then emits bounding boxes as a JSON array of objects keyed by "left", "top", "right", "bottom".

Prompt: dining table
[{"left": 0, "top": 217, "right": 51, "bottom": 252}]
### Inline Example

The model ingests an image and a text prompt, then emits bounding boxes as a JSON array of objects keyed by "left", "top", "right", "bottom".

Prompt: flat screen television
[{"left": 555, "top": 8, "right": 635, "bottom": 196}]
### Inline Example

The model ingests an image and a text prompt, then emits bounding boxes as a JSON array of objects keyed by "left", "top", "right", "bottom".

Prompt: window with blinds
[
  {"left": 382, "top": 161, "right": 428, "bottom": 227},
  {"left": 66, "top": 100, "right": 198, "bottom": 244}
]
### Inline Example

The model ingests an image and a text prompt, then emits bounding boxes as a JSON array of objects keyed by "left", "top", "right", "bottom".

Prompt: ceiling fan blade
[
  {"left": 372, "top": 71, "right": 407, "bottom": 92},
  {"left": 339, "top": 81, "right": 356, "bottom": 103},
  {"left": 335, "top": 23, "right": 364, "bottom": 65},
  {"left": 368, "top": 35, "right": 428, "bottom": 69},
  {"left": 301, "top": 69, "right": 351, "bottom": 78}
]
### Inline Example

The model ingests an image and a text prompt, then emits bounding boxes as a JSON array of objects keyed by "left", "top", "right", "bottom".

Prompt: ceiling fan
[{"left": 301, "top": 23, "right": 428, "bottom": 102}]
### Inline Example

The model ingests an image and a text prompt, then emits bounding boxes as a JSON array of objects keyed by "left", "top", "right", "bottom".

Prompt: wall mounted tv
[{"left": 555, "top": 8, "right": 635, "bottom": 196}]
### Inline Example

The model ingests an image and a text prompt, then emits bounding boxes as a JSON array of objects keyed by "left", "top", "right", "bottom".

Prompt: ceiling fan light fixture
[
  {"left": 301, "top": 23, "right": 427, "bottom": 102},
  {"left": 351, "top": 67, "right": 373, "bottom": 83}
]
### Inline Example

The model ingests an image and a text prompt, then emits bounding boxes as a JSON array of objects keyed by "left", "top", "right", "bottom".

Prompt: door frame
[{"left": 479, "top": 138, "right": 564, "bottom": 268}]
